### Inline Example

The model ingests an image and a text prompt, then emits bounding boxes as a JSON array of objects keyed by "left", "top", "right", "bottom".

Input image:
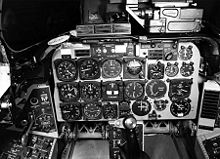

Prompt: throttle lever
[{"left": 21, "top": 115, "right": 34, "bottom": 146}]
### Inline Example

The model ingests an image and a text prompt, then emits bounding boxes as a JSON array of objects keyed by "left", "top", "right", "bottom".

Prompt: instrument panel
[{"left": 52, "top": 40, "right": 201, "bottom": 122}]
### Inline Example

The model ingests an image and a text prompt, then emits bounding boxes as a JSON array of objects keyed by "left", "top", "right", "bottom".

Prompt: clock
[{"left": 80, "top": 82, "right": 101, "bottom": 101}]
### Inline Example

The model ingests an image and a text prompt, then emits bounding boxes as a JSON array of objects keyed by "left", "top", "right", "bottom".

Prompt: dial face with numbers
[
  {"left": 180, "top": 62, "right": 194, "bottom": 77},
  {"left": 60, "top": 103, "right": 81, "bottom": 120},
  {"left": 102, "top": 59, "right": 122, "bottom": 78},
  {"left": 168, "top": 79, "right": 192, "bottom": 100},
  {"left": 81, "top": 83, "right": 101, "bottom": 100},
  {"left": 179, "top": 45, "right": 193, "bottom": 60},
  {"left": 83, "top": 103, "right": 102, "bottom": 119},
  {"left": 165, "top": 62, "right": 179, "bottom": 77},
  {"left": 58, "top": 83, "right": 79, "bottom": 102},
  {"left": 55, "top": 60, "right": 77, "bottom": 81},
  {"left": 79, "top": 58, "right": 100, "bottom": 80},
  {"left": 125, "top": 81, "right": 144, "bottom": 100},
  {"left": 170, "top": 100, "right": 191, "bottom": 117}
]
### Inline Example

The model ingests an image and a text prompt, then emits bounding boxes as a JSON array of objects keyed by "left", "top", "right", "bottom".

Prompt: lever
[
  {"left": 21, "top": 114, "right": 34, "bottom": 146},
  {"left": 119, "top": 116, "right": 151, "bottom": 159}
]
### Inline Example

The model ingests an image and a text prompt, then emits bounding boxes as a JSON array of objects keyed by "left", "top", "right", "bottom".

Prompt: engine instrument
[
  {"left": 180, "top": 62, "right": 194, "bottom": 77},
  {"left": 170, "top": 99, "right": 191, "bottom": 117},
  {"left": 165, "top": 62, "right": 179, "bottom": 77}
]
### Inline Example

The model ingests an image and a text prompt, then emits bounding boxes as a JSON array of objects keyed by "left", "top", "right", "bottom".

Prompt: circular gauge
[
  {"left": 165, "top": 62, "right": 179, "bottom": 77},
  {"left": 132, "top": 100, "right": 151, "bottom": 116},
  {"left": 56, "top": 60, "right": 77, "bottom": 81},
  {"left": 148, "top": 62, "right": 164, "bottom": 79},
  {"left": 126, "top": 59, "right": 143, "bottom": 76},
  {"left": 168, "top": 79, "right": 192, "bottom": 100},
  {"left": 79, "top": 58, "right": 100, "bottom": 80},
  {"left": 180, "top": 62, "right": 194, "bottom": 77},
  {"left": 170, "top": 100, "right": 191, "bottom": 117},
  {"left": 103, "top": 103, "right": 117, "bottom": 119},
  {"left": 146, "top": 80, "right": 167, "bottom": 99},
  {"left": 154, "top": 100, "right": 168, "bottom": 111},
  {"left": 83, "top": 103, "right": 102, "bottom": 119},
  {"left": 179, "top": 45, "right": 193, "bottom": 60},
  {"left": 60, "top": 103, "right": 81, "bottom": 120},
  {"left": 81, "top": 83, "right": 101, "bottom": 100},
  {"left": 125, "top": 81, "right": 144, "bottom": 100},
  {"left": 102, "top": 59, "right": 122, "bottom": 78},
  {"left": 58, "top": 83, "right": 79, "bottom": 102}
]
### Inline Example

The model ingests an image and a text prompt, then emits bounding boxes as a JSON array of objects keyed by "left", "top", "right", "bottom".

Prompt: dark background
[{"left": 1, "top": 0, "right": 220, "bottom": 51}]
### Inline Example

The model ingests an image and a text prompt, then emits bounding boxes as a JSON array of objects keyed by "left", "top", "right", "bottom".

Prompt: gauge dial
[
  {"left": 103, "top": 103, "right": 117, "bottom": 119},
  {"left": 126, "top": 59, "right": 143, "bottom": 76},
  {"left": 180, "top": 62, "right": 194, "bottom": 77},
  {"left": 79, "top": 58, "right": 100, "bottom": 80},
  {"left": 146, "top": 80, "right": 167, "bottom": 99},
  {"left": 60, "top": 103, "right": 81, "bottom": 120},
  {"left": 165, "top": 62, "right": 179, "bottom": 77},
  {"left": 154, "top": 100, "right": 168, "bottom": 111},
  {"left": 170, "top": 99, "right": 191, "bottom": 117},
  {"left": 168, "top": 79, "right": 192, "bottom": 100},
  {"left": 125, "top": 81, "right": 144, "bottom": 100},
  {"left": 81, "top": 82, "right": 101, "bottom": 101},
  {"left": 102, "top": 59, "right": 122, "bottom": 78},
  {"left": 58, "top": 83, "right": 79, "bottom": 102},
  {"left": 179, "top": 45, "right": 193, "bottom": 60},
  {"left": 83, "top": 103, "right": 102, "bottom": 119},
  {"left": 55, "top": 59, "right": 77, "bottom": 81},
  {"left": 132, "top": 100, "right": 151, "bottom": 116},
  {"left": 148, "top": 62, "right": 164, "bottom": 79}
]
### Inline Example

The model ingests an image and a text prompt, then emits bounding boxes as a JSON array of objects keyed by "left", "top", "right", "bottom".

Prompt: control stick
[{"left": 120, "top": 116, "right": 151, "bottom": 159}]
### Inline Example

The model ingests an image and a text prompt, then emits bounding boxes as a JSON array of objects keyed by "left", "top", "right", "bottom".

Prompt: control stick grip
[{"left": 122, "top": 116, "right": 151, "bottom": 159}]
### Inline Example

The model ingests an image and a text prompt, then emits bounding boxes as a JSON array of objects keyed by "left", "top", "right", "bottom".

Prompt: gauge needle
[
  {"left": 89, "top": 84, "right": 92, "bottom": 91},
  {"left": 81, "top": 68, "right": 91, "bottom": 71},
  {"left": 66, "top": 70, "right": 73, "bottom": 75}
]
